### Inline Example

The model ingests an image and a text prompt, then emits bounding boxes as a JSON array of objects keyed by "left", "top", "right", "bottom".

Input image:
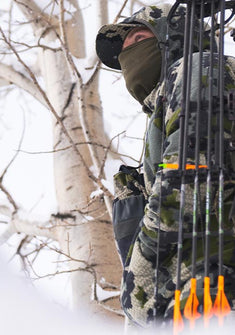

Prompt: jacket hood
[{"left": 96, "top": 3, "right": 187, "bottom": 71}]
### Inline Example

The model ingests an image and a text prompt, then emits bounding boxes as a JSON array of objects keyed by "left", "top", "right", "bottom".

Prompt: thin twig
[
  {"left": 0, "top": 26, "right": 112, "bottom": 197},
  {"left": 98, "top": 131, "right": 126, "bottom": 179},
  {"left": 0, "top": 107, "right": 25, "bottom": 181},
  {"left": 58, "top": 0, "right": 82, "bottom": 80},
  {"left": 0, "top": 175, "right": 18, "bottom": 212},
  {"left": 9, "top": 39, "right": 62, "bottom": 52},
  {"left": 113, "top": 0, "right": 129, "bottom": 24},
  {"left": 98, "top": 301, "right": 124, "bottom": 317}
]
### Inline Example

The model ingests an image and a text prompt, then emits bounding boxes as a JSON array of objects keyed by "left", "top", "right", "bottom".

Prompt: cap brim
[{"left": 96, "top": 23, "right": 142, "bottom": 70}]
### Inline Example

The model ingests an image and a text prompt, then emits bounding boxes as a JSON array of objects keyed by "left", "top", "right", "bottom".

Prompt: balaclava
[{"left": 118, "top": 36, "right": 161, "bottom": 104}]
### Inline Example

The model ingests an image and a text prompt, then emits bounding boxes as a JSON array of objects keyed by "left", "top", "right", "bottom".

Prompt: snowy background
[{"left": 0, "top": 0, "right": 235, "bottom": 334}]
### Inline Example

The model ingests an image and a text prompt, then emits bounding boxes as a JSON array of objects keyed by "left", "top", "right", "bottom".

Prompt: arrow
[
  {"left": 212, "top": 0, "right": 232, "bottom": 327},
  {"left": 213, "top": 276, "right": 231, "bottom": 326},
  {"left": 173, "top": 290, "right": 184, "bottom": 335},
  {"left": 203, "top": 276, "right": 213, "bottom": 327},
  {"left": 184, "top": 278, "right": 201, "bottom": 329}
]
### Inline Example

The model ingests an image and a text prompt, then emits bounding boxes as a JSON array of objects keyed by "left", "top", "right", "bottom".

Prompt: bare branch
[
  {"left": 98, "top": 302, "right": 124, "bottom": 317},
  {"left": 30, "top": 264, "right": 95, "bottom": 281},
  {"left": 57, "top": 3, "right": 113, "bottom": 222},
  {"left": 0, "top": 108, "right": 27, "bottom": 211},
  {"left": 22, "top": 239, "right": 97, "bottom": 284},
  {"left": 113, "top": 0, "right": 129, "bottom": 23},
  {"left": 0, "top": 184, "right": 18, "bottom": 211},
  {"left": 13, "top": 0, "right": 58, "bottom": 32},
  {"left": 0, "top": 109, "right": 25, "bottom": 181},
  {"left": 0, "top": 214, "right": 66, "bottom": 247},
  {"left": 8, "top": 39, "right": 62, "bottom": 52},
  {"left": 98, "top": 131, "right": 127, "bottom": 179},
  {"left": 11, "top": 215, "right": 57, "bottom": 241},
  {"left": 8, "top": 0, "right": 14, "bottom": 40},
  {"left": 0, "top": 63, "right": 49, "bottom": 107},
  {"left": 84, "top": 0, "right": 129, "bottom": 86},
  {"left": 58, "top": 0, "right": 82, "bottom": 80},
  {"left": 0, "top": 27, "right": 112, "bottom": 197},
  {"left": 14, "top": 234, "right": 33, "bottom": 271},
  {"left": 15, "top": 133, "right": 140, "bottom": 165}
]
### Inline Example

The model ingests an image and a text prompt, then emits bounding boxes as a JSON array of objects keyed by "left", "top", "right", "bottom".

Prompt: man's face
[
  {"left": 122, "top": 27, "right": 155, "bottom": 50},
  {"left": 119, "top": 26, "right": 160, "bottom": 104}
]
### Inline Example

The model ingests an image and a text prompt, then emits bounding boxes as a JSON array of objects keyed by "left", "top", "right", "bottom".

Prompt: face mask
[{"left": 118, "top": 37, "right": 161, "bottom": 104}]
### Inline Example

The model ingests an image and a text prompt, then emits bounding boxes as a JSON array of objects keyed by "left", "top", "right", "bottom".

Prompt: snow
[
  {"left": 101, "top": 178, "right": 115, "bottom": 196},
  {"left": 91, "top": 282, "right": 120, "bottom": 302},
  {"left": 90, "top": 189, "right": 104, "bottom": 199},
  {"left": 0, "top": 257, "right": 123, "bottom": 335},
  {"left": 0, "top": 255, "right": 234, "bottom": 335},
  {"left": 0, "top": 0, "right": 235, "bottom": 334},
  {"left": 81, "top": 215, "right": 94, "bottom": 223}
]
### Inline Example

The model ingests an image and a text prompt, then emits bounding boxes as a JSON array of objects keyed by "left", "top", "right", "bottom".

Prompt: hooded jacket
[{"left": 96, "top": 3, "right": 235, "bottom": 328}]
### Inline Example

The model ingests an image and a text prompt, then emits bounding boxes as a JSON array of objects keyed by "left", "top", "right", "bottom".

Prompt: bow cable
[
  {"left": 213, "top": 0, "right": 231, "bottom": 324},
  {"left": 153, "top": 1, "right": 171, "bottom": 325},
  {"left": 203, "top": 0, "right": 217, "bottom": 327},
  {"left": 183, "top": 0, "right": 205, "bottom": 328},
  {"left": 173, "top": 1, "right": 196, "bottom": 333}
]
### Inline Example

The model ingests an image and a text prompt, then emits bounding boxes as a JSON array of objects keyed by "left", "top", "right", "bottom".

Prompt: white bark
[
  {"left": 39, "top": 27, "right": 121, "bottom": 317},
  {"left": 0, "top": 0, "right": 123, "bottom": 322}
]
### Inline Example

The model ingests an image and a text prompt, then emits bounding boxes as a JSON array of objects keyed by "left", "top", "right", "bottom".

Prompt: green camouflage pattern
[
  {"left": 96, "top": 3, "right": 199, "bottom": 71},
  {"left": 112, "top": 4, "right": 235, "bottom": 329},
  {"left": 113, "top": 168, "right": 148, "bottom": 201}
]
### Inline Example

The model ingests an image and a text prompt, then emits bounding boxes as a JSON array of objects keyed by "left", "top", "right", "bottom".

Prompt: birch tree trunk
[
  {"left": 41, "top": 39, "right": 122, "bottom": 316},
  {"left": 0, "top": 0, "right": 123, "bottom": 322}
]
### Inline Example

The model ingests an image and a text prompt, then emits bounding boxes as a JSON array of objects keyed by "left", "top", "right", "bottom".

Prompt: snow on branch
[
  {"left": 0, "top": 63, "right": 49, "bottom": 107},
  {"left": 0, "top": 214, "right": 57, "bottom": 246}
]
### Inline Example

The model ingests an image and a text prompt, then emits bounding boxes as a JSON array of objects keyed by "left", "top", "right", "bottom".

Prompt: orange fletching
[
  {"left": 173, "top": 290, "right": 184, "bottom": 335},
  {"left": 213, "top": 276, "right": 231, "bottom": 326},
  {"left": 204, "top": 276, "right": 213, "bottom": 327},
  {"left": 184, "top": 278, "right": 201, "bottom": 328}
]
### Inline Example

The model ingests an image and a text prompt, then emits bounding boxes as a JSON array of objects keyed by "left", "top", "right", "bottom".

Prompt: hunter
[{"left": 96, "top": 2, "right": 235, "bottom": 329}]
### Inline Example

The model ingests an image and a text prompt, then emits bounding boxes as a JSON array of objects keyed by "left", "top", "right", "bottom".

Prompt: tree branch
[
  {"left": 14, "top": 0, "right": 58, "bottom": 32},
  {"left": 0, "top": 215, "right": 57, "bottom": 247},
  {"left": 58, "top": 0, "right": 82, "bottom": 80},
  {"left": 0, "top": 184, "right": 18, "bottom": 212},
  {"left": 0, "top": 27, "right": 105, "bottom": 188},
  {"left": 0, "top": 63, "right": 49, "bottom": 107},
  {"left": 113, "top": 0, "right": 129, "bottom": 23}
]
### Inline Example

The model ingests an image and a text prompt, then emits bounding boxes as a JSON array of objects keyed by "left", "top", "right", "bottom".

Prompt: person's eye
[{"left": 134, "top": 34, "right": 145, "bottom": 43}]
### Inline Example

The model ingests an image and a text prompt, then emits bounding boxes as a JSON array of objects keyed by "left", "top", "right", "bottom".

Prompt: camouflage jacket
[{"left": 111, "top": 4, "right": 235, "bottom": 328}]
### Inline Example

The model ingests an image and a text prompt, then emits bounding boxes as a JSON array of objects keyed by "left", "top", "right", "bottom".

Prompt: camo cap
[
  {"left": 96, "top": 4, "right": 191, "bottom": 71},
  {"left": 96, "top": 22, "right": 143, "bottom": 70},
  {"left": 96, "top": 4, "right": 174, "bottom": 70}
]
